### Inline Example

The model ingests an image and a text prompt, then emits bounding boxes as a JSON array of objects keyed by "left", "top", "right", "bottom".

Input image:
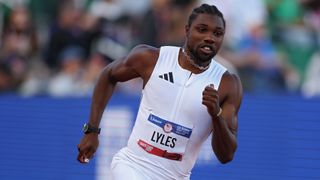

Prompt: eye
[
  {"left": 213, "top": 31, "right": 224, "bottom": 37},
  {"left": 197, "top": 27, "right": 207, "bottom": 33}
]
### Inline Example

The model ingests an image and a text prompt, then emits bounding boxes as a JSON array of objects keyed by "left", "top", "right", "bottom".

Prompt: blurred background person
[
  {"left": 0, "top": 4, "right": 38, "bottom": 91},
  {"left": 265, "top": 0, "right": 317, "bottom": 91},
  {"left": 300, "top": 0, "right": 320, "bottom": 97},
  {"left": 79, "top": 51, "right": 110, "bottom": 95},
  {"left": 225, "top": 23, "right": 296, "bottom": 94},
  {"left": 47, "top": 46, "right": 86, "bottom": 97},
  {"left": 44, "top": 0, "right": 101, "bottom": 71}
]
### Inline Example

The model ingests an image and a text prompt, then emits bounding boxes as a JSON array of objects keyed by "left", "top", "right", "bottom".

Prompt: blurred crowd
[{"left": 0, "top": 0, "right": 319, "bottom": 97}]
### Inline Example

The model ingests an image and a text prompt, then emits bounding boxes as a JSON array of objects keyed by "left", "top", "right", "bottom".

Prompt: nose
[{"left": 204, "top": 34, "right": 214, "bottom": 44}]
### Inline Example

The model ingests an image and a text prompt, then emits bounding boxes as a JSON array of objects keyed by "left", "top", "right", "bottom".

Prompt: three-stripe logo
[{"left": 159, "top": 72, "right": 174, "bottom": 83}]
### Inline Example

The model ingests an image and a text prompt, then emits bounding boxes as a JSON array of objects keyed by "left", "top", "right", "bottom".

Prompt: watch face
[
  {"left": 82, "top": 123, "right": 100, "bottom": 134},
  {"left": 83, "top": 123, "right": 89, "bottom": 132}
]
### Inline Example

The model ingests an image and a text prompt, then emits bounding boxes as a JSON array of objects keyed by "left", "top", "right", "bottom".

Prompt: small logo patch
[
  {"left": 159, "top": 72, "right": 174, "bottom": 83},
  {"left": 163, "top": 123, "right": 173, "bottom": 133}
]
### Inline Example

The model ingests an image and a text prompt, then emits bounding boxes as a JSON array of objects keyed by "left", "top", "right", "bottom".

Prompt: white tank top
[{"left": 120, "top": 46, "right": 227, "bottom": 179}]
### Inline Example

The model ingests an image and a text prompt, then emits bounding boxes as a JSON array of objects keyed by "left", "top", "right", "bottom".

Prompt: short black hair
[{"left": 187, "top": 4, "right": 225, "bottom": 28}]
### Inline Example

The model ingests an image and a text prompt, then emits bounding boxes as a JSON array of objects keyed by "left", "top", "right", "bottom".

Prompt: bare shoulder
[
  {"left": 128, "top": 44, "right": 158, "bottom": 57},
  {"left": 219, "top": 72, "right": 243, "bottom": 110},
  {"left": 104, "top": 44, "right": 159, "bottom": 84},
  {"left": 222, "top": 72, "right": 242, "bottom": 90},
  {"left": 126, "top": 44, "right": 159, "bottom": 68},
  {"left": 124, "top": 44, "right": 158, "bottom": 77}
]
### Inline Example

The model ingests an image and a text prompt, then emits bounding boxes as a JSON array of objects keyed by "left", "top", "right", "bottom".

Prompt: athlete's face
[{"left": 185, "top": 14, "right": 225, "bottom": 63}]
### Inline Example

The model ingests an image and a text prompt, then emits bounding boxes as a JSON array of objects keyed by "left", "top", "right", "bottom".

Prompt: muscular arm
[
  {"left": 202, "top": 72, "right": 242, "bottom": 163},
  {"left": 89, "top": 44, "right": 157, "bottom": 127},
  {"left": 77, "top": 44, "right": 158, "bottom": 163},
  {"left": 210, "top": 73, "right": 243, "bottom": 164}
]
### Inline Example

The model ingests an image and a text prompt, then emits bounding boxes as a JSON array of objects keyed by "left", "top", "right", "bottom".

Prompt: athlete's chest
[{"left": 143, "top": 67, "right": 213, "bottom": 124}]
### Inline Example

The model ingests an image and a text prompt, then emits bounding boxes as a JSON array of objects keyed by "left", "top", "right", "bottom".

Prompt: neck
[{"left": 182, "top": 48, "right": 210, "bottom": 71}]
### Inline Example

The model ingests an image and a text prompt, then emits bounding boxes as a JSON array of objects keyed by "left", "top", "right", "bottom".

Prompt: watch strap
[{"left": 83, "top": 123, "right": 101, "bottom": 134}]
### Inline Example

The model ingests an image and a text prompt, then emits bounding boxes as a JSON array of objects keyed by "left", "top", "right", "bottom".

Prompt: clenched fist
[
  {"left": 77, "top": 133, "right": 99, "bottom": 164},
  {"left": 202, "top": 84, "right": 221, "bottom": 118}
]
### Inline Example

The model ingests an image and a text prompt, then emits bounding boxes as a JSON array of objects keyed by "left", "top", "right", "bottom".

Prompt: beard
[{"left": 188, "top": 45, "right": 216, "bottom": 64}]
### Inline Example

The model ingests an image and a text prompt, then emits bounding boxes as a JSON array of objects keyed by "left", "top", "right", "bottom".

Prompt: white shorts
[
  {"left": 110, "top": 147, "right": 190, "bottom": 180},
  {"left": 110, "top": 155, "right": 151, "bottom": 180}
]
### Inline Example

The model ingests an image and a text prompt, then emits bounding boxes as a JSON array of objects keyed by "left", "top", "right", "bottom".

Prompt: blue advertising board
[{"left": 0, "top": 94, "right": 319, "bottom": 180}]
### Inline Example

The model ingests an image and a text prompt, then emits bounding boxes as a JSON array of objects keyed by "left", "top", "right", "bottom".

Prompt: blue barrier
[{"left": 0, "top": 94, "right": 319, "bottom": 180}]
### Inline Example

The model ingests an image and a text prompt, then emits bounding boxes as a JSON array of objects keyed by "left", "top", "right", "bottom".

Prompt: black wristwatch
[{"left": 82, "top": 123, "right": 101, "bottom": 134}]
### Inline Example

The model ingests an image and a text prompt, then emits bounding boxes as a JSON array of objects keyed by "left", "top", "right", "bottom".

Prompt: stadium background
[{"left": 0, "top": 0, "right": 320, "bottom": 179}]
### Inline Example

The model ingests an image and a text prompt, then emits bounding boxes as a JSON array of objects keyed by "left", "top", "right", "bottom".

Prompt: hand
[
  {"left": 77, "top": 133, "right": 99, "bottom": 164},
  {"left": 202, "top": 84, "right": 220, "bottom": 118}
]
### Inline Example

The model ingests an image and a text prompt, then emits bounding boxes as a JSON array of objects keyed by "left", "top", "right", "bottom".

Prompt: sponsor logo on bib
[
  {"left": 163, "top": 123, "right": 173, "bottom": 133},
  {"left": 148, "top": 114, "right": 192, "bottom": 138}
]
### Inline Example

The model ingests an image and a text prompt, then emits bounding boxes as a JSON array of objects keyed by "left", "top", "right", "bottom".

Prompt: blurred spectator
[
  {"left": 266, "top": 0, "right": 315, "bottom": 90},
  {"left": 44, "top": 0, "right": 101, "bottom": 70},
  {"left": 47, "top": 46, "right": 85, "bottom": 97},
  {"left": 89, "top": 0, "right": 124, "bottom": 21},
  {"left": 19, "top": 59, "right": 50, "bottom": 96},
  {"left": 164, "top": 0, "right": 197, "bottom": 46},
  {"left": 93, "top": 33, "right": 129, "bottom": 62},
  {"left": 302, "top": 52, "right": 320, "bottom": 97},
  {"left": 0, "top": 62, "right": 13, "bottom": 92},
  {"left": 301, "top": 0, "right": 320, "bottom": 49},
  {"left": 0, "top": 5, "right": 38, "bottom": 59},
  {"left": 0, "top": 55, "right": 27, "bottom": 91},
  {"left": 0, "top": 2, "right": 11, "bottom": 44},
  {"left": 300, "top": 0, "right": 320, "bottom": 98},
  {"left": 137, "top": 0, "right": 197, "bottom": 47},
  {"left": 79, "top": 52, "right": 110, "bottom": 94},
  {"left": 0, "top": 5, "right": 37, "bottom": 91},
  {"left": 224, "top": 23, "right": 295, "bottom": 93},
  {"left": 137, "top": 0, "right": 171, "bottom": 46}
]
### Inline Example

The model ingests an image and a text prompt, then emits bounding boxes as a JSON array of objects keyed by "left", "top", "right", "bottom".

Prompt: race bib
[{"left": 139, "top": 113, "right": 193, "bottom": 155}]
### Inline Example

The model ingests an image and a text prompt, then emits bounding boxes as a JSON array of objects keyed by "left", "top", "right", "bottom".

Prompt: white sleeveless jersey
[{"left": 115, "top": 46, "right": 227, "bottom": 180}]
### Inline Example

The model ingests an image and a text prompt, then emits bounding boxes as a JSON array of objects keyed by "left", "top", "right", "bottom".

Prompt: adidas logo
[{"left": 159, "top": 72, "right": 174, "bottom": 83}]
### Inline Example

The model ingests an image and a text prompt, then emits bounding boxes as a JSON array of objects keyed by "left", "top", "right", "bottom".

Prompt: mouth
[{"left": 199, "top": 45, "right": 214, "bottom": 55}]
